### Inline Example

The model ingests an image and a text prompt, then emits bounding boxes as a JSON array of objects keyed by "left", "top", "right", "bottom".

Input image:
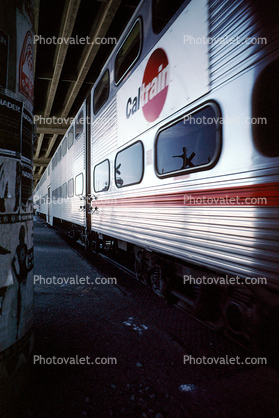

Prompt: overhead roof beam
[
  {"left": 61, "top": 0, "right": 122, "bottom": 118},
  {"left": 42, "top": 0, "right": 122, "bottom": 163},
  {"left": 34, "top": 133, "right": 44, "bottom": 159},
  {"left": 33, "top": 158, "right": 50, "bottom": 167},
  {"left": 44, "top": 0, "right": 82, "bottom": 118},
  {"left": 36, "top": 123, "right": 69, "bottom": 135},
  {"left": 36, "top": 0, "right": 81, "bottom": 160},
  {"left": 45, "top": 134, "right": 59, "bottom": 159}
]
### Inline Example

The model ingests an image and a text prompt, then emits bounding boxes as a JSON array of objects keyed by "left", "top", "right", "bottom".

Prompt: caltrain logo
[{"left": 126, "top": 48, "right": 169, "bottom": 122}]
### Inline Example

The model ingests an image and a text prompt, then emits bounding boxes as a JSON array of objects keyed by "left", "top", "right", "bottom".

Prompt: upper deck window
[
  {"left": 93, "top": 70, "right": 109, "bottom": 114},
  {"left": 75, "top": 110, "right": 84, "bottom": 139},
  {"left": 155, "top": 105, "right": 221, "bottom": 177},
  {"left": 62, "top": 136, "right": 67, "bottom": 157},
  {"left": 115, "top": 19, "right": 141, "bottom": 85},
  {"left": 68, "top": 126, "right": 74, "bottom": 149},
  {"left": 152, "top": 0, "right": 188, "bottom": 34},
  {"left": 57, "top": 146, "right": 61, "bottom": 163},
  {"left": 52, "top": 154, "right": 57, "bottom": 170}
]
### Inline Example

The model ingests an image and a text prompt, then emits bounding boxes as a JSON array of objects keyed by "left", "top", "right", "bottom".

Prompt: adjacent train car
[
  {"left": 35, "top": 105, "right": 87, "bottom": 233},
  {"left": 34, "top": 0, "right": 279, "bottom": 350}
]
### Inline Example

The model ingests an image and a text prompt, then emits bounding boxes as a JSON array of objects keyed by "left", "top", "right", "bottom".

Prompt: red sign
[{"left": 19, "top": 31, "right": 34, "bottom": 104}]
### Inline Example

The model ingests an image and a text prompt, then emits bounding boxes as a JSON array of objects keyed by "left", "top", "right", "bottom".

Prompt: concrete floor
[{"left": 4, "top": 218, "right": 279, "bottom": 417}]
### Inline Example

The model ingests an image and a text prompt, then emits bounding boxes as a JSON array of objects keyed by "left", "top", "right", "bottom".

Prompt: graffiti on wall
[{"left": 0, "top": 0, "right": 34, "bottom": 356}]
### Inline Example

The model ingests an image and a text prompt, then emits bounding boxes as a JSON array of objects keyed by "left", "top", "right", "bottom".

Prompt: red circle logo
[{"left": 141, "top": 48, "right": 169, "bottom": 122}]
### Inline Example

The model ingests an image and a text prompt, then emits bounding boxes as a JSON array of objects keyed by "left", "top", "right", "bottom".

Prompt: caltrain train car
[{"left": 34, "top": 0, "right": 279, "bottom": 351}]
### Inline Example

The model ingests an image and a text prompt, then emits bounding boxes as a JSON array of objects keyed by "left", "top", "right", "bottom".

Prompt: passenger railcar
[{"left": 34, "top": 0, "right": 279, "bottom": 351}]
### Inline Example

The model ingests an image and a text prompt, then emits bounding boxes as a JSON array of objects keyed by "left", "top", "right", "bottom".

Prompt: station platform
[{"left": 4, "top": 217, "right": 279, "bottom": 418}]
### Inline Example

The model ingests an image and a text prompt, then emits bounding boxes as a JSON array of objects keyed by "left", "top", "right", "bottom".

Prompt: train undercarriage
[
  {"left": 36, "top": 213, "right": 279, "bottom": 358},
  {"left": 84, "top": 221, "right": 279, "bottom": 356}
]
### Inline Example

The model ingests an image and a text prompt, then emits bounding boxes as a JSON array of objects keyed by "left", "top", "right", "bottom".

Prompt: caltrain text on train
[{"left": 126, "top": 48, "right": 169, "bottom": 123}]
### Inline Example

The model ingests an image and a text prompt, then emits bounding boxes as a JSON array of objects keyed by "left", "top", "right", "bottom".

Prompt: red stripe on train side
[{"left": 96, "top": 182, "right": 279, "bottom": 207}]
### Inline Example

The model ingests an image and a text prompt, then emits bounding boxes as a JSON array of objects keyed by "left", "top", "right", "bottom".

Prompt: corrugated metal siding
[
  {"left": 93, "top": 193, "right": 279, "bottom": 281},
  {"left": 51, "top": 128, "right": 86, "bottom": 227},
  {"left": 208, "top": 0, "right": 279, "bottom": 88},
  {"left": 91, "top": 98, "right": 118, "bottom": 166}
]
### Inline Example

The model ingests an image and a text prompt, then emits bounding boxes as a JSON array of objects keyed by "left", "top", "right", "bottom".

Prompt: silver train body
[{"left": 34, "top": 0, "right": 279, "bottom": 348}]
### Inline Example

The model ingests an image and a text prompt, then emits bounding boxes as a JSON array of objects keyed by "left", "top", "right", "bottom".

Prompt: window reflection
[
  {"left": 115, "top": 141, "right": 143, "bottom": 187},
  {"left": 75, "top": 173, "right": 84, "bottom": 195},
  {"left": 94, "top": 159, "right": 110, "bottom": 192},
  {"left": 156, "top": 106, "right": 218, "bottom": 175}
]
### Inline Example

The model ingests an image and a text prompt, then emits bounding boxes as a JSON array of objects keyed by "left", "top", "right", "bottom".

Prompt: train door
[
  {"left": 85, "top": 95, "right": 91, "bottom": 248},
  {"left": 47, "top": 185, "right": 51, "bottom": 224}
]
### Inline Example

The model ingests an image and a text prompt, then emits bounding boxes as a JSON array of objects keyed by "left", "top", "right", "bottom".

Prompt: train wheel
[
  {"left": 134, "top": 250, "right": 149, "bottom": 284},
  {"left": 248, "top": 305, "right": 279, "bottom": 360},
  {"left": 150, "top": 266, "right": 164, "bottom": 297},
  {"left": 193, "top": 284, "right": 224, "bottom": 330}
]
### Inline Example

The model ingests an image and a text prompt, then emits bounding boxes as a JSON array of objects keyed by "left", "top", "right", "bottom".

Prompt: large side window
[
  {"left": 75, "top": 110, "right": 84, "bottom": 140},
  {"left": 93, "top": 70, "right": 109, "bottom": 114},
  {"left": 75, "top": 173, "right": 84, "bottom": 196},
  {"left": 68, "top": 126, "right": 74, "bottom": 149},
  {"left": 94, "top": 159, "right": 110, "bottom": 192},
  {"left": 155, "top": 105, "right": 220, "bottom": 177},
  {"left": 252, "top": 58, "right": 279, "bottom": 157},
  {"left": 115, "top": 141, "right": 144, "bottom": 188},
  {"left": 152, "top": 0, "right": 188, "bottom": 34},
  {"left": 115, "top": 19, "right": 141, "bottom": 85}
]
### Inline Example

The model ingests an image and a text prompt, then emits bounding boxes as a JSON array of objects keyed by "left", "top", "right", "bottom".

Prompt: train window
[
  {"left": 75, "top": 110, "right": 84, "bottom": 139},
  {"left": 155, "top": 105, "right": 221, "bottom": 177},
  {"left": 62, "top": 182, "right": 67, "bottom": 199},
  {"left": 68, "top": 178, "right": 74, "bottom": 197},
  {"left": 152, "top": 0, "right": 188, "bottom": 34},
  {"left": 252, "top": 59, "right": 279, "bottom": 157},
  {"left": 68, "top": 126, "right": 74, "bottom": 149},
  {"left": 62, "top": 137, "right": 67, "bottom": 157},
  {"left": 75, "top": 173, "right": 84, "bottom": 195},
  {"left": 94, "top": 159, "right": 110, "bottom": 192},
  {"left": 58, "top": 186, "right": 62, "bottom": 199},
  {"left": 115, "top": 19, "right": 141, "bottom": 85},
  {"left": 57, "top": 146, "right": 61, "bottom": 163},
  {"left": 93, "top": 70, "right": 109, "bottom": 114},
  {"left": 115, "top": 141, "right": 144, "bottom": 188}
]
